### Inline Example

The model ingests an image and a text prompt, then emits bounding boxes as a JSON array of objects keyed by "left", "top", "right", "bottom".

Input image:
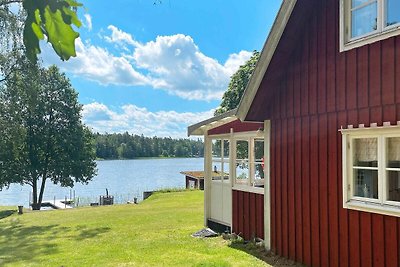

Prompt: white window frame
[
  {"left": 340, "top": 0, "right": 400, "bottom": 52},
  {"left": 209, "top": 130, "right": 264, "bottom": 195},
  {"left": 342, "top": 125, "right": 400, "bottom": 217},
  {"left": 211, "top": 137, "right": 230, "bottom": 183},
  {"left": 233, "top": 136, "right": 265, "bottom": 188}
]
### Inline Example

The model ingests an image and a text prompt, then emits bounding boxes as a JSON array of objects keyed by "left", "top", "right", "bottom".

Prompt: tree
[
  {"left": 215, "top": 51, "right": 260, "bottom": 115},
  {"left": 0, "top": 62, "right": 97, "bottom": 210},
  {"left": 0, "top": 0, "right": 82, "bottom": 61}
]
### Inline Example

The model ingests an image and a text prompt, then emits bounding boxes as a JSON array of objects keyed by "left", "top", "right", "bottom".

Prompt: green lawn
[{"left": 0, "top": 191, "right": 269, "bottom": 266}]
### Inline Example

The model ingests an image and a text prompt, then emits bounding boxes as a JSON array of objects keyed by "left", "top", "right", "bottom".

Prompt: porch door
[{"left": 210, "top": 139, "right": 232, "bottom": 225}]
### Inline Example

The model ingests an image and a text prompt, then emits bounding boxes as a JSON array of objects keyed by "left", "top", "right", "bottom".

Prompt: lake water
[{"left": 0, "top": 158, "right": 204, "bottom": 207}]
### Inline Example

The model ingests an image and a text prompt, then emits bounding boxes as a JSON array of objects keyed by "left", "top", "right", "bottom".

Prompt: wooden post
[
  {"left": 264, "top": 120, "right": 271, "bottom": 250},
  {"left": 204, "top": 132, "right": 212, "bottom": 226}
]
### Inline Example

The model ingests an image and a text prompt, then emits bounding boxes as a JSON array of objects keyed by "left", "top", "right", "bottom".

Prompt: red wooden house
[
  {"left": 236, "top": 0, "right": 400, "bottom": 266},
  {"left": 191, "top": 0, "right": 400, "bottom": 266}
]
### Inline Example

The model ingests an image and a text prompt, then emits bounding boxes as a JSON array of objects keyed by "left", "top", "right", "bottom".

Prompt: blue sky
[{"left": 42, "top": 0, "right": 281, "bottom": 138}]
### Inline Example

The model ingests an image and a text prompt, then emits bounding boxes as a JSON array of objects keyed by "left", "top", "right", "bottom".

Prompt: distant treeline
[{"left": 94, "top": 133, "right": 204, "bottom": 159}]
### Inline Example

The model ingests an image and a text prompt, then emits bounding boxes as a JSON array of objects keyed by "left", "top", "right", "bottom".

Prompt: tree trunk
[
  {"left": 37, "top": 177, "right": 46, "bottom": 209},
  {"left": 31, "top": 179, "right": 40, "bottom": 210}
]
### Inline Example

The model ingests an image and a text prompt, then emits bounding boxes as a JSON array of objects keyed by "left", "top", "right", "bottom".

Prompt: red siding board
[
  {"left": 318, "top": 114, "right": 329, "bottom": 267},
  {"left": 349, "top": 210, "right": 361, "bottom": 267},
  {"left": 244, "top": 192, "right": 250, "bottom": 240},
  {"left": 357, "top": 46, "right": 369, "bottom": 108},
  {"left": 382, "top": 38, "right": 395, "bottom": 105},
  {"left": 328, "top": 113, "right": 339, "bottom": 267},
  {"left": 301, "top": 31, "right": 310, "bottom": 116},
  {"left": 249, "top": 193, "right": 256, "bottom": 239},
  {"left": 287, "top": 118, "right": 296, "bottom": 260},
  {"left": 276, "top": 119, "right": 283, "bottom": 255},
  {"left": 310, "top": 115, "right": 320, "bottom": 267},
  {"left": 396, "top": 37, "right": 400, "bottom": 103},
  {"left": 282, "top": 119, "right": 289, "bottom": 258},
  {"left": 326, "top": 5, "right": 336, "bottom": 113},
  {"left": 336, "top": 48, "right": 346, "bottom": 111},
  {"left": 346, "top": 49, "right": 357, "bottom": 110},
  {"left": 301, "top": 116, "right": 311, "bottom": 266},
  {"left": 317, "top": 3, "right": 327, "bottom": 114},
  {"left": 384, "top": 216, "right": 398, "bottom": 267},
  {"left": 295, "top": 118, "right": 303, "bottom": 262},
  {"left": 360, "top": 212, "right": 373, "bottom": 267},
  {"left": 309, "top": 15, "right": 318, "bottom": 115},
  {"left": 369, "top": 42, "right": 382, "bottom": 107},
  {"left": 372, "top": 215, "right": 385, "bottom": 267}
]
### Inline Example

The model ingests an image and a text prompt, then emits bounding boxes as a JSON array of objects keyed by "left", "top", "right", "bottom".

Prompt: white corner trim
[{"left": 237, "top": 0, "right": 297, "bottom": 122}]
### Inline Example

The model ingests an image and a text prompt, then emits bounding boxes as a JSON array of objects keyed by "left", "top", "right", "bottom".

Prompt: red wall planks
[
  {"left": 231, "top": 190, "right": 264, "bottom": 240},
  {"left": 247, "top": 0, "right": 400, "bottom": 265}
]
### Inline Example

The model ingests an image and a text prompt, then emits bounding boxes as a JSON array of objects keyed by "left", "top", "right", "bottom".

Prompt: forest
[{"left": 94, "top": 132, "right": 204, "bottom": 159}]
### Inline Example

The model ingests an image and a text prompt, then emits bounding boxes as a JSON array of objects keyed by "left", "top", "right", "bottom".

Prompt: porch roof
[{"left": 187, "top": 109, "right": 238, "bottom": 136}]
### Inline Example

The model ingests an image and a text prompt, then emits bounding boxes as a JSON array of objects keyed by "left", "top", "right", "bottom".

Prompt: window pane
[
  {"left": 387, "top": 137, "right": 400, "bottom": 167},
  {"left": 388, "top": 171, "right": 400, "bottom": 201},
  {"left": 386, "top": 0, "right": 400, "bottom": 26},
  {"left": 223, "top": 140, "right": 229, "bottom": 159},
  {"left": 223, "top": 162, "right": 230, "bottom": 181},
  {"left": 253, "top": 163, "right": 264, "bottom": 187},
  {"left": 254, "top": 140, "right": 264, "bottom": 161},
  {"left": 353, "top": 169, "right": 378, "bottom": 199},
  {"left": 236, "top": 161, "right": 249, "bottom": 182},
  {"left": 236, "top": 140, "right": 248, "bottom": 159},
  {"left": 353, "top": 138, "right": 378, "bottom": 167},
  {"left": 212, "top": 140, "right": 221, "bottom": 158},
  {"left": 351, "top": 3, "right": 378, "bottom": 38},
  {"left": 212, "top": 161, "right": 222, "bottom": 181},
  {"left": 352, "top": 0, "right": 372, "bottom": 8}
]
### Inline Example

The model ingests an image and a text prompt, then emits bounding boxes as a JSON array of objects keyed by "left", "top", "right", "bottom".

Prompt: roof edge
[
  {"left": 187, "top": 108, "right": 238, "bottom": 136},
  {"left": 237, "top": 0, "right": 297, "bottom": 122}
]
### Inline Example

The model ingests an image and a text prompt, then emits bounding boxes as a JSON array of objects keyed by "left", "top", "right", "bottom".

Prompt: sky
[{"left": 41, "top": 0, "right": 281, "bottom": 138}]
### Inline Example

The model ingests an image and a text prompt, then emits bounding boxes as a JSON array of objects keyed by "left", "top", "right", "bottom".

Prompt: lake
[{"left": 0, "top": 158, "right": 204, "bottom": 207}]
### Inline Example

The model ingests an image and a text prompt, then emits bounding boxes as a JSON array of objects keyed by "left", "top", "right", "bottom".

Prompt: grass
[{"left": 0, "top": 191, "right": 269, "bottom": 267}]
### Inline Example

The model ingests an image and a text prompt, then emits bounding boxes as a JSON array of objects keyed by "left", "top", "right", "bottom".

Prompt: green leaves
[
  {"left": 23, "top": 0, "right": 82, "bottom": 61},
  {"left": 215, "top": 51, "right": 260, "bottom": 115}
]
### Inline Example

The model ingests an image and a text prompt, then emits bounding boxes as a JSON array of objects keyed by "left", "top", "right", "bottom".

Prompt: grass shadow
[
  {"left": 0, "top": 209, "right": 16, "bottom": 220},
  {"left": 0, "top": 217, "right": 111, "bottom": 265}
]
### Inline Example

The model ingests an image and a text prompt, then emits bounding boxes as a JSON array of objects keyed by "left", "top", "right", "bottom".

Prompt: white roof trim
[
  {"left": 187, "top": 109, "right": 238, "bottom": 136},
  {"left": 236, "top": 0, "right": 297, "bottom": 121}
]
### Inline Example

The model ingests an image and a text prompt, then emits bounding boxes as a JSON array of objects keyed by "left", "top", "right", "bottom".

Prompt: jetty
[{"left": 31, "top": 199, "right": 74, "bottom": 209}]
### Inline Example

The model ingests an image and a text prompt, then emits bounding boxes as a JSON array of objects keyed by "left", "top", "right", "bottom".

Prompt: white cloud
[
  {"left": 84, "top": 14, "right": 92, "bottom": 31},
  {"left": 42, "top": 27, "right": 253, "bottom": 101},
  {"left": 82, "top": 102, "right": 214, "bottom": 138},
  {"left": 104, "top": 25, "right": 140, "bottom": 48},
  {"left": 43, "top": 38, "right": 150, "bottom": 86},
  {"left": 133, "top": 34, "right": 252, "bottom": 101}
]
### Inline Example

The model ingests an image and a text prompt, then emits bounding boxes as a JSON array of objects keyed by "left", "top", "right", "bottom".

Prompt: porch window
[
  {"left": 342, "top": 127, "right": 400, "bottom": 216},
  {"left": 235, "top": 140, "right": 249, "bottom": 184},
  {"left": 234, "top": 138, "right": 264, "bottom": 187},
  {"left": 340, "top": 0, "right": 400, "bottom": 51},
  {"left": 212, "top": 139, "right": 229, "bottom": 181}
]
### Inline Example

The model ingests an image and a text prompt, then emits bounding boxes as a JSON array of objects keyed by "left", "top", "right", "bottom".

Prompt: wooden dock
[{"left": 34, "top": 199, "right": 73, "bottom": 209}]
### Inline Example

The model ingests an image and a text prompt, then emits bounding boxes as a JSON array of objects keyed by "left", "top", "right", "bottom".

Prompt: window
[
  {"left": 234, "top": 138, "right": 264, "bottom": 187},
  {"left": 211, "top": 139, "right": 229, "bottom": 182},
  {"left": 342, "top": 127, "right": 400, "bottom": 216},
  {"left": 340, "top": 0, "right": 400, "bottom": 51}
]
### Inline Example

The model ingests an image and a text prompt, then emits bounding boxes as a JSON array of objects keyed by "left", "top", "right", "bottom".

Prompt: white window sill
[
  {"left": 344, "top": 199, "right": 400, "bottom": 217},
  {"left": 232, "top": 185, "right": 264, "bottom": 195},
  {"left": 341, "top": 26, "right": 400, "bottom": 52}
]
